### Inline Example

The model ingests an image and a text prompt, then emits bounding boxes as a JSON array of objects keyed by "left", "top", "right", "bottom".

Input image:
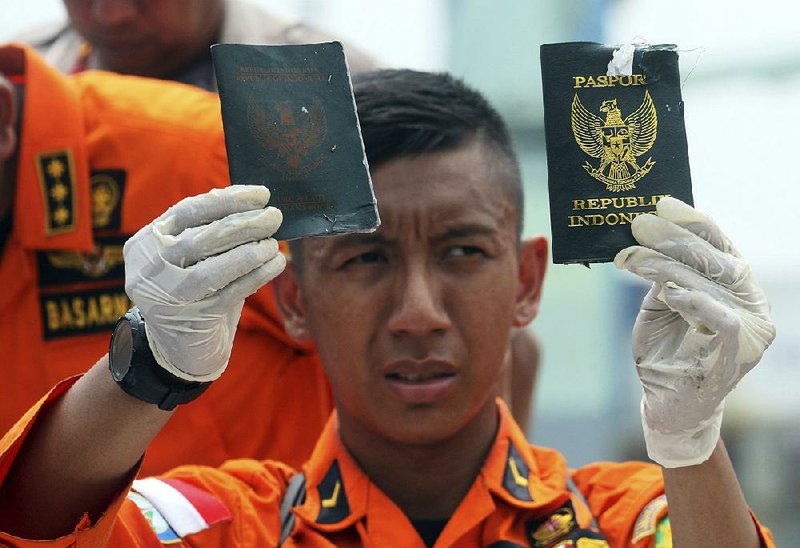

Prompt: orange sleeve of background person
[{"left": 1, "top": 44, "right": 332, "bottom": 476}]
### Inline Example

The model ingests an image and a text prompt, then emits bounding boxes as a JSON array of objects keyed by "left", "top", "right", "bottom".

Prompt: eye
[
  {"left": 446, "top": 246, "right": 486, "bottom": 259},
  {"left": 344, "top": 251, "right": 387, "bottom": 266}
]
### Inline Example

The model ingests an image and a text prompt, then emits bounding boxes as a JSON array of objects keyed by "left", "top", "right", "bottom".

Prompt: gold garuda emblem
[
  {"left": 571, "top": 90, "right": 657, "bottom": 192},
  {"left": 248, "top": 95, "right": 328, "bottom": 180}
]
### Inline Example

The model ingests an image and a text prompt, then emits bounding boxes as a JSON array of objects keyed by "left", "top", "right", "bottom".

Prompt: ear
[
  {"left": 0, "top": 77, "right": 17, "bottom": 162},
  {"left": 512, "top": 236, "right": 548, "bottom": 327},
  {"left": 272, "top": 259, "right": 314, "bottom": 341}
]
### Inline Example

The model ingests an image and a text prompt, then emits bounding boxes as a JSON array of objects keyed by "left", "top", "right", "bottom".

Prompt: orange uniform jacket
[
  {"left": 0, "top": 384, "right": 775, "bottom": 547},
  {"left": 0, "top": 44, "right": 331, "bottom": 474}
]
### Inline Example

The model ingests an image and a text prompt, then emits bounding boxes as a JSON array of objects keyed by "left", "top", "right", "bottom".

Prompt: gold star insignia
[
  {"left": 53, "top": 206, "right": 70, "bottom": 225},
  {"left": 47, "top": 159, "right": 66, "bottom": 180},
  {"left": 50, "top": 182, "right": 70, "bottom": 202}
]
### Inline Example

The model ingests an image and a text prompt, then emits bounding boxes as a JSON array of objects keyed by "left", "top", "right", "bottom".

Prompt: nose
[
  {"left": 91, "top": 0, "right": 139, "bottom": 24},
  {"left": 387, "top": 264, "right": 451, "bottom": 337}
]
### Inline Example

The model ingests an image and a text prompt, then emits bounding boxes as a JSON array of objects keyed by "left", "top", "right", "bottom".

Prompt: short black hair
[
  {"left": 289, "top": 69, "right": 523, "bottom": 270},
  {"left": 353, "top": 69, "right": 520, "bottom": 179}
]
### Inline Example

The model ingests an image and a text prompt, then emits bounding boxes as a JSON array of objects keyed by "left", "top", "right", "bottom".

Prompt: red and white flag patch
[{"left": 131, "top": 477, "right": 232, "bottom": 538}]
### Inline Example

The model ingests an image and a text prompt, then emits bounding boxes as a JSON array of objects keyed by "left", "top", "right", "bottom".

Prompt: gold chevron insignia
[
  {"left": 508, "top": 457, "right": 528, "bottom": 487},
  {"left": 571, "top": 90, "right": 657, "bottom": 192},
  {"left": 321, "top": 480, "right": 341, "bottom": 509}
]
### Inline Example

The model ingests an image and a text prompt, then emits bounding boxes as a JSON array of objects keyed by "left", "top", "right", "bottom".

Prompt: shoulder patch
[
  {"left": 632, "top": 494, "right": 668, "bottom": 543},
  {"left": 503, "top": 441, "right": 533, "bottom": 501},
  {"left": 35, "top": 150, "right": 78, "bottom": 235},
  {"left": 131, "top": 477, "right": 232, "bottom": 539},
  {"left": 316, "top": 459, "right": 350, "bottom": 524}
]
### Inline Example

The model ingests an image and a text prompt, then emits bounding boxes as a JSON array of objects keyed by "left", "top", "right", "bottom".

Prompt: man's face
[
  {"left": 278, "top": 139, "right": 546, "bottom": 447},
  {"left": 64, "top": 0, "right": 224, "bottom": 77}
]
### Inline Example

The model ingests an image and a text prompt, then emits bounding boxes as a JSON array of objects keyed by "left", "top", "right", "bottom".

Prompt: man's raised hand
[
  {"left": 124, "top": 185, "right": 285, "bottom": 382},
  {"left": 615, "top": 197, "right": 775, "bottom": 468}
]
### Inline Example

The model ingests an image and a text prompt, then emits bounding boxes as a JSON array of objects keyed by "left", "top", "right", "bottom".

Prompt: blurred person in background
[{"left": 19, "top": 0, "right": 377, "bottom": 89}]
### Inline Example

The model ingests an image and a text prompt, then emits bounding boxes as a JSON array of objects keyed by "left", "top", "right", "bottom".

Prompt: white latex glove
[
  {"left": 614, "top": 197, "right": 775, "bottom": 468},
  {"left": 124, "top": 185, "right": 285, "bottom": 382}
]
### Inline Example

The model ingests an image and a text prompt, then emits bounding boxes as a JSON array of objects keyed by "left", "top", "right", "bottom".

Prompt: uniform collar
[
  {"left": 481, "top": 399, "right": 571, "bottom": 512},
  {"left": 6, "top": 43, "right": 93, "bottom": 252},
  {"left": 293, "top": 399, "right": 573, "bottom": 538},
  {"left": 293, "top": 412, "right": 368, "bottom": 533}
]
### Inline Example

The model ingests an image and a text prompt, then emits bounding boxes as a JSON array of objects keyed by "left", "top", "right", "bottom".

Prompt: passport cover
[
  {"left": 211, "top": 42, "right": 379, "bottom": 240},
  {"left": 540, "top": 42, "right": 693, "bottom": 264}
]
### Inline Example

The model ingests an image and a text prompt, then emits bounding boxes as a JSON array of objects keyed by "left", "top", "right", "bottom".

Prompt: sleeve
[
  {"left": 571, "top": 461, "right": 775, "bottom": 547},
  {"left": 0, "top": 377, "right": 133, "bottom": 547},
  {"left": 0, "top": 377, "right": 294, "bottom": 547},
  {"left": 128, "top": 459, "right": 296, "bottom": 546}
]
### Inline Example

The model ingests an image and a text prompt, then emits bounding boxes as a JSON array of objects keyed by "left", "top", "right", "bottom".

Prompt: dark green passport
[
  {"left": 540, "top": 42, "right": 693, "bottom": 264},
  {"left": 211, "top": 42, "right": 379, "bottom": 240}
]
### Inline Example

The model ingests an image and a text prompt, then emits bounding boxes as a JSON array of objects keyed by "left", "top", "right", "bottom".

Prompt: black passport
[
  {"left": 540, "top": 42, "right": 693, "bottom": 264},
  {"left": 211, "top": 42, "right": 379, "bottom": 240}
]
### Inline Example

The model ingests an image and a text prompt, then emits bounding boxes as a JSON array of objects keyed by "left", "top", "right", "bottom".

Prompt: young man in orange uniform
[
  {"left": 0, "top": 69, "right": 776, "bottom": 546},
  {"left": 0, "top": 43, "right": 331, "bottom": 474}
]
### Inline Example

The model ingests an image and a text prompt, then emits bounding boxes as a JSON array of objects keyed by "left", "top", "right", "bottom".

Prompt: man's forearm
[
  {"left": 0, "top": 355, "right": 172, "bottom": 539},
  {"left": 662, "top": 440, "right": 760, "bottom": 548}
]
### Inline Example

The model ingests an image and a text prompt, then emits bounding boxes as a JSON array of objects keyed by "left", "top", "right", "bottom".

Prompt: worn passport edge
[{"left": 335, "top": 42, "right": 381, "bottom": 236}]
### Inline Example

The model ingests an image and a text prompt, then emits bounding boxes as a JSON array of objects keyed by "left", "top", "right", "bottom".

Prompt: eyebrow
[{"left": 431, "top": 225, "right": 498, "bottom": 242}]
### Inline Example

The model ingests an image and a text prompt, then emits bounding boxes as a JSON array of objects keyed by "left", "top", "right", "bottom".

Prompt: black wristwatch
[{"left": 109, "top": 307, "right": 211, "bottom": 411}]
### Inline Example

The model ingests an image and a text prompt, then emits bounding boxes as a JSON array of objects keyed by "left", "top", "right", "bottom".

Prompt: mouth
[
  {"left": 382, "top": 360, "right": 457, "bottom": 403},
  {"left": 386, "top": 371, "right": 455, "bottom": 383}
]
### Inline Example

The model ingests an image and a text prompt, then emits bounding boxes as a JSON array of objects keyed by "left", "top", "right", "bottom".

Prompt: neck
[{"left": 339, "top": 398, "right": 499, "bottom": 520}]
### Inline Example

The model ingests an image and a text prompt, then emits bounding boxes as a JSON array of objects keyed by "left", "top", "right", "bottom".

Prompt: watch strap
[{"left": 111, "top": 308, "right": 211, "bottom": 411}]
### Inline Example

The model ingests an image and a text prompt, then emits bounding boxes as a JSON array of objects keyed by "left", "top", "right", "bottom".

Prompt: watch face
[{"left": 110, "top": 320, "right": 134, "bottom": 381}]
